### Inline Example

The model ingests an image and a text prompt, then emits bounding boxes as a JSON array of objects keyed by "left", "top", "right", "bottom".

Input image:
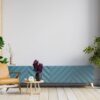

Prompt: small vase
[{"left": 35, "top": 72, "right": 41, "bottom": 81}]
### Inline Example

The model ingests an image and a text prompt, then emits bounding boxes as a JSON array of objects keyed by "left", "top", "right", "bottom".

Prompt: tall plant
[
  {"left": 0, "top": 36, "right": 8, "bottom": 64},
  {"left": 83, "top": 37, "right": 100, "bottom": 67}
]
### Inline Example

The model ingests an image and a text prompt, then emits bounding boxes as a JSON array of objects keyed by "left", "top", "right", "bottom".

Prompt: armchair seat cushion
[{"left": 0, "top": 78, "right": 19, "bottom": 85}]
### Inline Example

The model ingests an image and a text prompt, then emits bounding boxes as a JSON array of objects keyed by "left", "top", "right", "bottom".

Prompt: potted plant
[
  {"left": 33, "top": 60, "right": 43, "bottom": 81},
  {"left": 0, "top": 36, "right": 8, "bottom": 64},
  {"left": 83, "top": 36, "right": 100, "bottom": 85}
]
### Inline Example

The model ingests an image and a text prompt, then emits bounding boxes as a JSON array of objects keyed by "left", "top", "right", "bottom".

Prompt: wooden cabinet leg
[
  {"left": 30, "top": 83, "right": 32, "bottom": 94},
  {"left": 34, "top": 83, "right": 36, "bottom": 92},
  {"left": 38, "top": 83, "right": 40, "bottom": 92},
  {"left": 26, "top": 83, "right": 29, "bottom": 93}
]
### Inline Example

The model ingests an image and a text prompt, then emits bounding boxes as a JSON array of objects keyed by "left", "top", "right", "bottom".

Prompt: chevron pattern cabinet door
[
  {"left": 9, "top": 65, "right": 94, "bottom": 84},
  {"left": 49, "top": 66, "right": 94, "bottom": 83},
  {"left": 9, "top": 66, "right": 34, "bottom": 83}
]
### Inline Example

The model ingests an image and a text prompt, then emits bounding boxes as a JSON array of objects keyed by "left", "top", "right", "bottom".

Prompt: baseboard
[{"left": 20, "top": 83, "right": 89, "bottom": 87}]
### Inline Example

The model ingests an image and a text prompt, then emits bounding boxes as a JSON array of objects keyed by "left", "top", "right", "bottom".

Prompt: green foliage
[
  {"left": 0, "top": 36, "right": 4, "bottom": 49},
  {"left": 83, "top": 46, "right": 94, "bottom": 54},
  {"left": 95, "top": 37, "right": 100, "bottom": 43},
  {"left": 83, "top": 37, "right": 100, "bottom": 67},
  {"left": 0, "top": 56, "right": 8, "bottom": 64},
  {"left": 0, "top": 36, "right": 8, "bottom": 64}
]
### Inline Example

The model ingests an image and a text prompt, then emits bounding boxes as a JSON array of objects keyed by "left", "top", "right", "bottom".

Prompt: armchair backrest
[{"left": 0, "top": 63, "right": 9, "bottom": 79}]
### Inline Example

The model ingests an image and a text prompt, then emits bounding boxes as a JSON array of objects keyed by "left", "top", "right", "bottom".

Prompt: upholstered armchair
[{"left": 0, "top": 63, "right": 21, "bottom": 93}]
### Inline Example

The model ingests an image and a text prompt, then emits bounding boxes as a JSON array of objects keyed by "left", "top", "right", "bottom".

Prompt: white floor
[{"left": 0, "top": 87, "right": 100, "bottom": 100}]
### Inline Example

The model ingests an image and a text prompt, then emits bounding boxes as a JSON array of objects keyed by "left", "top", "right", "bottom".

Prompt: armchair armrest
[{"left": 9, "top": 71, "right": 21, "bottom": 78}]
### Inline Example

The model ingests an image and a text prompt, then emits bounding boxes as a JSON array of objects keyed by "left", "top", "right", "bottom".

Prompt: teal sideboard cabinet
[{"left": 8, "top": 65, "right": 94, "bottom": 86}]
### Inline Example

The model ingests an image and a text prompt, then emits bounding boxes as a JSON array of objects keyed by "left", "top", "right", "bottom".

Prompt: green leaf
[
  {"left": 83, "top": 36, "right": 100, "bottom": 67},
  {"left": 95, "top": 37, "right": 100, "bottom": 43},
  {"left": 0, "top": 37, "right": 8, "bottom": 64},
  {"left": 0, "top": 56, "right": 3, "bottom": 59},
  {"left": 0, "top": 36, "right": 4, "bottom": 49},
  {"left": 83, "top": 46, "right": 94, "bottom": 54},
  {"left": 0, "top": 57, "right": 8, "bottom": 64}
]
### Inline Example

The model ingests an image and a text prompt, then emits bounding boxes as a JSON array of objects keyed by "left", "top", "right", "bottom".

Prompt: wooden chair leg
[
  {"left": 6, "top": 88, "right": 9, "bottom": 92},
  {"left": 18, "top": 84, "right": 21, "bottom": 94}
]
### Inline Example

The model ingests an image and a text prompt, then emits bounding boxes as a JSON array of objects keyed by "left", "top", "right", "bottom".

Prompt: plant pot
[
  {"left": 94, "top": 67, "right": 100, "bottom": 86},
  {"left": 0, "top": 63, "right": 9, "bottom": 79},
  {"left": 35, "top": 72, "right": 42, "bottom": 81}
]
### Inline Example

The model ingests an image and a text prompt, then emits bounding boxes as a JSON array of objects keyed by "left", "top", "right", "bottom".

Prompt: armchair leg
[
  {"left": 6, "top": 88, "right": 9, "bottom": 92},
  {"left": 18, "top": 84, "right": 21, "bottom": 94}
]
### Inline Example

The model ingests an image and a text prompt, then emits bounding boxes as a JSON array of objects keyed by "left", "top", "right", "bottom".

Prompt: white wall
[{"left": 2, "top": 0, "right": 99, "bottom": 65}]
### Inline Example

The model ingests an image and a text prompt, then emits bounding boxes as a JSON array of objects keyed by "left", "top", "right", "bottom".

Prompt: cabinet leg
[
  {"left": 34, "top": 83, "right": 37, "bottom": 92},
  {"left": 30, "top": 83, "right": 32, "bottom": 94},
  {"left": 26, "top": 83, "right": 29, "bottom": 93},
  {"left": 38, "top": 83, "right": 40, "bottom": 92}
]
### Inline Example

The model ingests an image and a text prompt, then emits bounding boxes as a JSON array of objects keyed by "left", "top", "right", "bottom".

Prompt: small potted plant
[
  {"left": 0, "top": 36, "right": 8, "bottom": 64},
  {"left": 83, "top": 36, "right": 100, "bottom": 85},
  {"left": 33, "top": 60, "right": 43, "bottom": 81}
]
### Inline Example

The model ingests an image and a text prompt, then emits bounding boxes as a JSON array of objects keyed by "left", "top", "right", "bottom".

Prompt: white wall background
[{"left": 2, "top": 0, "right": 100, "bottom": 65}]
